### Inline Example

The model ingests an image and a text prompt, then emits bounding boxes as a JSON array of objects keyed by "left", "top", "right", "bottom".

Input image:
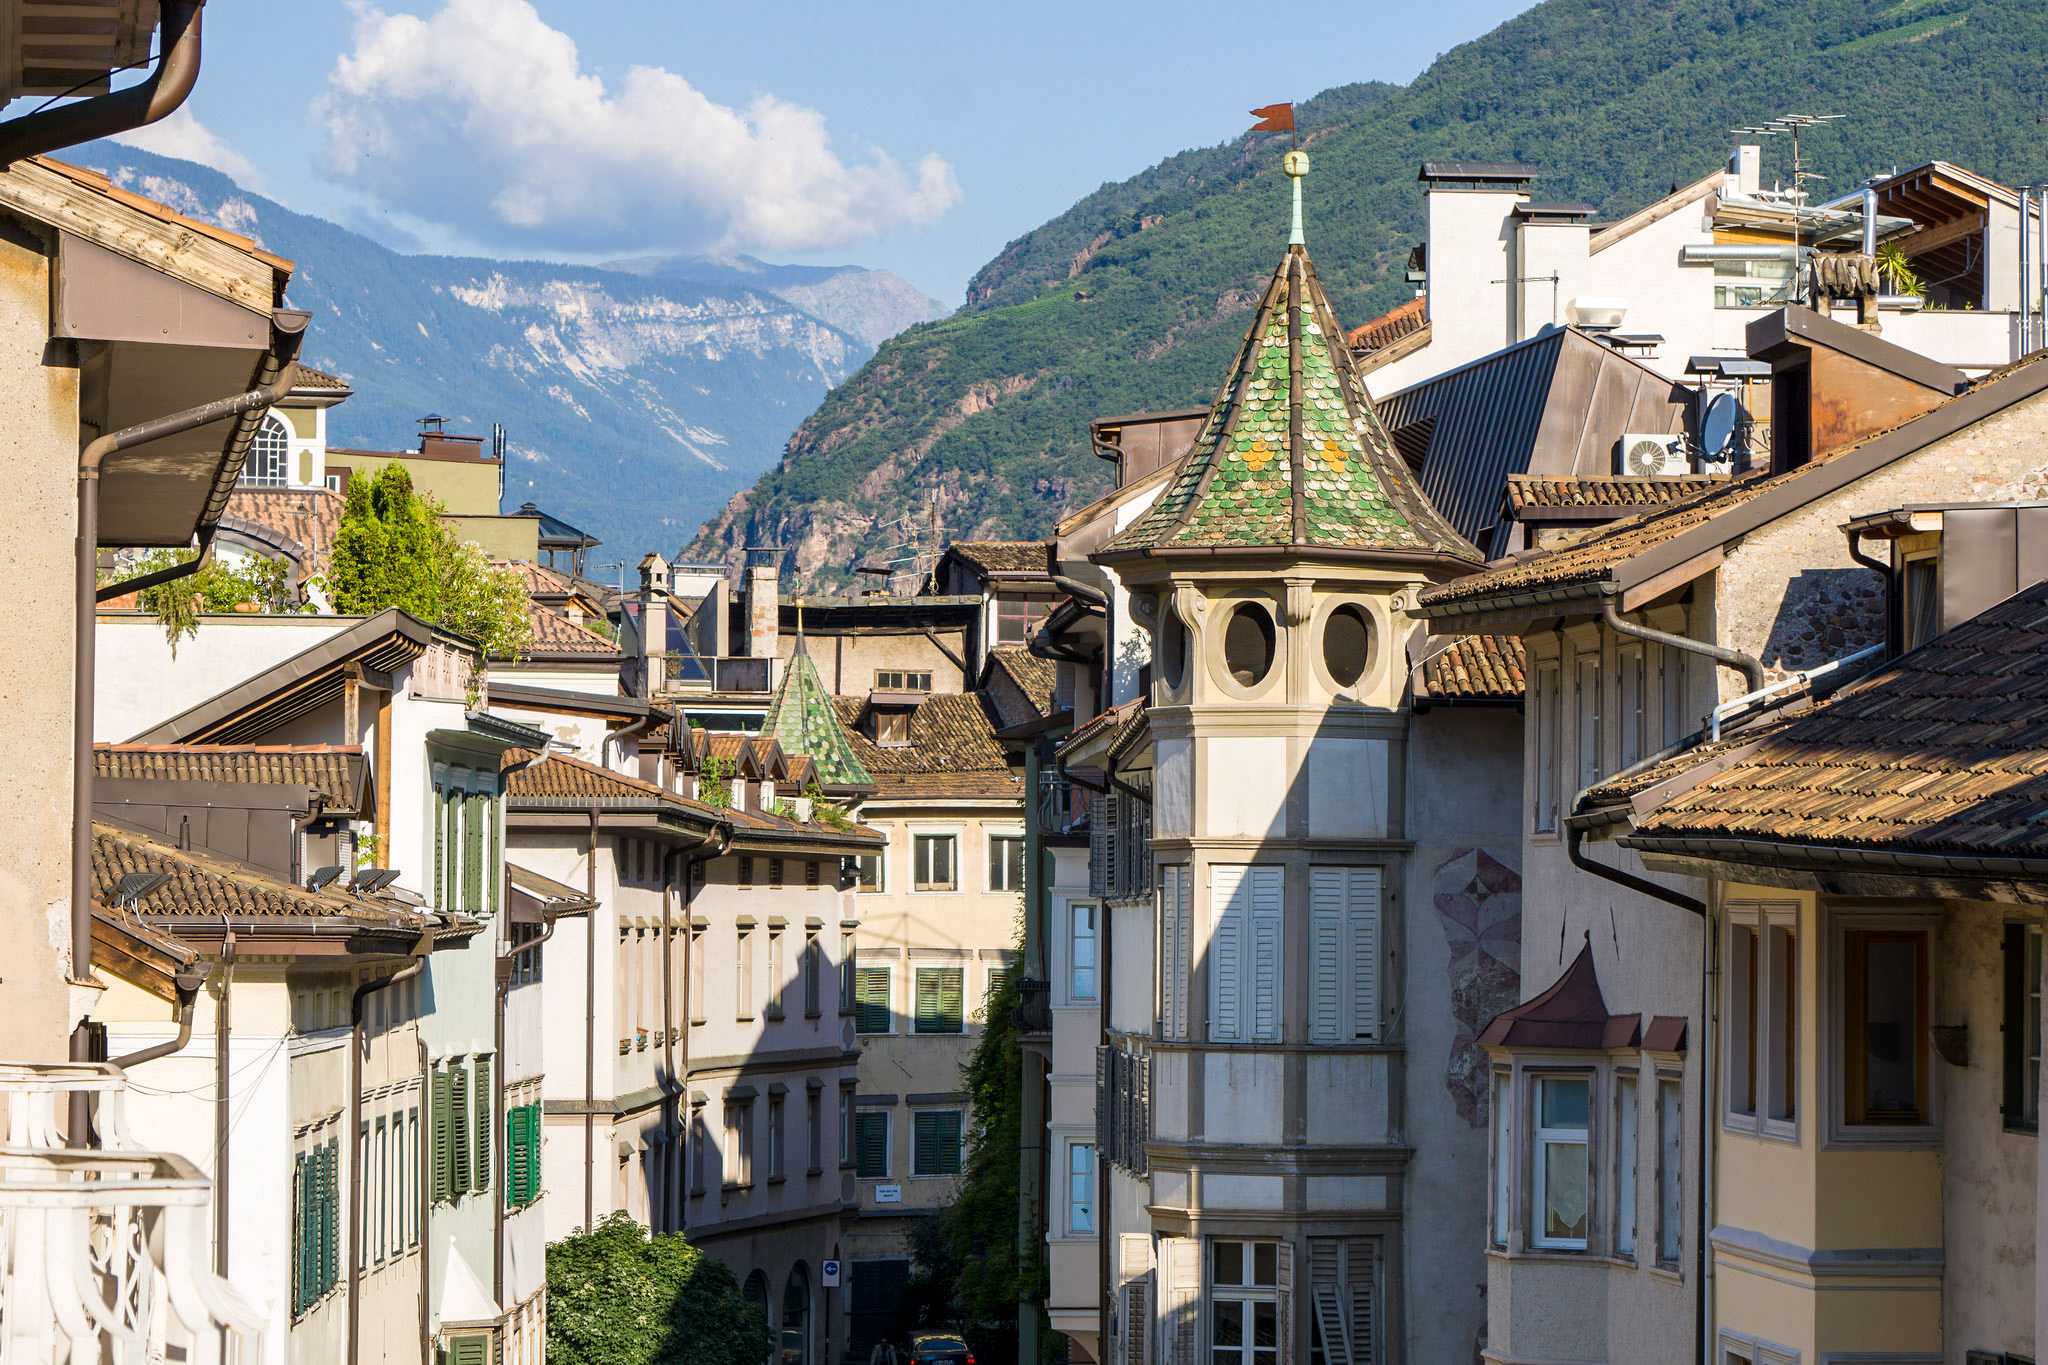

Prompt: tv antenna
[{"left": 1733, "top": 114, "right": 1846, "bottom": 304}]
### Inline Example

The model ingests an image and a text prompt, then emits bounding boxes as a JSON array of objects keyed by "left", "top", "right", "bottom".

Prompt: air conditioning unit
[{"left": 1618, "top": 432, "right": 1688, "bottom": 477}]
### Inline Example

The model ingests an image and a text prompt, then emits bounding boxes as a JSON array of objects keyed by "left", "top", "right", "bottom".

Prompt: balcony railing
[{"left": 1, "top": 1061, "right": 267, "bottom": 1364}]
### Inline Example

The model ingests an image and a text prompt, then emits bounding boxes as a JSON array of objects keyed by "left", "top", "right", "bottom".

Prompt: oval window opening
[
  {"left": 1159, "top": 610, "right": 1187, "bottom": 691},
  {"left": 1323, "top": 603, "right": 1373, "bottom": 688},
  {"left": 1223, "top": 602, "right": 1277, "bottom": 688}
]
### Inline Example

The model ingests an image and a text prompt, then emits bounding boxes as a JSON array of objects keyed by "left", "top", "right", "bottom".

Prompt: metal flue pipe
[{"left": 0, "top": 1, "right": 205, "bottom": 166}]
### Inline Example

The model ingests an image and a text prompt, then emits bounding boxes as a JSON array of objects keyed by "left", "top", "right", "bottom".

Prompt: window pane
[
  {"left": 1729, "top": 922, "right": 1758, "bottom": 1117},
  {"left": 1616, "top": 1078, "right": 1638, "bottom": 1256},
  {"left": 1542, "top": 1140, "right": 1588, "bottom": 1242},
  {"left": 1491, "top": 1072, "right": 1511, "bottom": 1245},
  {"left": 1213, "top": 1240, "right": 1243, "bottom": 1286},
  {"left": 1847, "top": 930, "right": 1926, "bottom": 1124},
  {"left": 1251, "top": 1242, "right": 1276, "bottom": 1286},
  {"left": 1540, "top": 1077, "right": 1589, "bottom": 1129},
  {"left": 1071, "top": 904, "right": 1097, "bottom": 1001},
  {"left": 1252, "top": 1302, "right": 1277, "bottom": 1349},
  {"left": 1766, "top": 922, "right": 1796, "bottom": 1123},
  {"left": 1212, "top": 1301, "right": 1243, "bottom": 1348},
  {"left": 1658, "top": 1079, "right": 1682, "bottom": 1261}
]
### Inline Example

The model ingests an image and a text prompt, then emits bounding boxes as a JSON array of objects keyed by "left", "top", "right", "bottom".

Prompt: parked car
[{"left": 907, "top": 1332, "right": 974, "bottom": 1365}]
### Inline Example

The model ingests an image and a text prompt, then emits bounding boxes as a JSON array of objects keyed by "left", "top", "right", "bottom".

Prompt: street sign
[
  {"left": 875, "top": 1183, "right": 902, "bottom": 1204},
  {"left": 822, "top": 1260, "right": 842, "bottom": 1288}
]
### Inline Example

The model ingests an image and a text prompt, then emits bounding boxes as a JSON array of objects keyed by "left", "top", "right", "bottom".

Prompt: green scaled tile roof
[
  {"left": 760, "top": 642, "right": 875, "bottom": 792},
  {"left": 1102, "top": 244, "right": 1478, "bottom": 563}
]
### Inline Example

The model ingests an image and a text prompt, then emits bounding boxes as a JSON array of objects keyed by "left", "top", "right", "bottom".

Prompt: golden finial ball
[{"left": 1283, "top": 149, "right": 1310, "bottom": 178}]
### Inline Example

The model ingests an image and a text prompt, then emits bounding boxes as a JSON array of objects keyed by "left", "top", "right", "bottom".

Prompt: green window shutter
[
  {"left": 855, "top": 1111, "right": 889, "bottom": 1179},
  {"left": 913, "top": 1110, "right": 963, "bottom": 1177},
  {"left": 473, "top": 1054, "right": 493, "bottom": 1195},
  {"left": 447, "top": 1333, "right": 491, "bottom": 1365},
  {"left": 431, "top": 1066, "right": 453, "bottom": 1204},
  {"left": 462, "top": 793, "right": 483, "bottom": 909},
  {"left": 916, "top": 968, "right": 964, "bottom": 1034},
  {"left": 292, "top": 1151, "right": 306, "bottom": 1313},
  {"left": 431, "top": 784, "right": 445, "bottom": 908},
  {"left": 504, "top": 1104, "right": 519, "bottom": 1209},
  {"left": 854, "top": 968, "right": 891, "bottom": 1035},
  {"left": 443, "top": 788, "right": 460, "bottom": 908},
  {"left": 320, "top": 1141, "right": 339, "bottom": 1294},
  {"left": 450, "top": 1061, "right": 471, "bottom": 1196},
  {"left": 526, "top": 1105, "right": 542, "bottom": 1205},
  {"left": 487, "top": 796, "right": 501, "bottom": 917}
]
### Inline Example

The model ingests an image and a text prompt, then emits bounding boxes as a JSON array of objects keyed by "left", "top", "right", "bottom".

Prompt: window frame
[
  {"left": 1489, "top": 1067, "right": 1511, "bottom": 1249},
  {"left": 1574, "top": 651, "right": 1603, "bottom": 792},
  {"left": 1617, "top": 643, "right": 1646, "bottom": 769},
  {"left": 1614, "top": 1071, "right": 1638, "bottom": 1261},
  {"left": 1656, "top": 1072, "right": 1683, "bottom": 1267},
  {"left": 855, "top": 851, "right": 885, "bottom": 894},
  {"left": 1902, "top": 552, "right": 1940, "bottom": 652},
  {"left": 239, "top": 411, "right": 293, "bottom": 487},
  {"left": 988, "top": 830, "right": 1026, "bottom": 893},
  {"left": 912, "top": 830, "right": 960, "bottom": 893},
  {"left": 1825, "top": 909, "right": 1939, "bottom": 1147},
  {"left": 1724, "top": 903, "right": 1799, "bottom": 1143},
  {"left": 1064, "top": 1139, "right": 1095, "bottom": 1235},
  {"left": 1068, "top": 901, "right": 1098, "bottom": 1004},
  {"left": 1208, "top": 1239, "right": 1282, "bottom": 1365},
  {"left": 1530, "top": 1071, "right": 1593, "bottom": 1251},
  {"left": 2004, "top": 922, "right": 2043, "bottom": 1134}
]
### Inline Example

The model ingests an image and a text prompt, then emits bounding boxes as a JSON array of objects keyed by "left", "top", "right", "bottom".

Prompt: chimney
[
  {"left": 1419, "top": 160, "right": 1535, "bottom": 371},
  {"left": 745, "top": 550, "right": 780, "bottom": 666},
  {"left": 638, "top": 552, "right": 670, "bottom": 698},
  {"left": 1731, "top": 144, "right": 1760, "bottom": 198}
]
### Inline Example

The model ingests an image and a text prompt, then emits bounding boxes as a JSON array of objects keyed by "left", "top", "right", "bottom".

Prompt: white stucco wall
[{"left": 94, "top": 613, "right": 355, "bottom": 741}]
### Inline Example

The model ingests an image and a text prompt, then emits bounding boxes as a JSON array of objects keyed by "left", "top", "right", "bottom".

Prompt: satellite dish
[{"left": 1700, "top": 392, "right": 1739, "bottom": 460}]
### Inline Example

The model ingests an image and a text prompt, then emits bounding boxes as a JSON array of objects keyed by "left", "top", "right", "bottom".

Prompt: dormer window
[
  {"left": 240, "top": 413, "right": 291, "bottom": 488},
  {"left": 875, "top": 711, "right": 910, "bottom": 746},
  {"left": 867, "top": 689, "right": 922, "bottom": 748}
]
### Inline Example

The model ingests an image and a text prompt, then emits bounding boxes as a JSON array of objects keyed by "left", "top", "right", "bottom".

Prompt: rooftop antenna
[{"left": 1732, "top": 114, "right": 1846, "bottom": 305}]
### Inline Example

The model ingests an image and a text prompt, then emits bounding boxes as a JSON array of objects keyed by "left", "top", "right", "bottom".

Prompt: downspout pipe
[
  {"left": 661, "top": 824, "right": 729, "bottom": 1231},
  {"left": 349, "top": 947, "right": 430, "bottom": 1365},
  {"left": 0, "top": 0, "right": 204, "bottom": 166},
  {"left": 1601, "top": 598, "right": 1764, "bottom": 696},
  {"left": 70, "top": 317, "right": 308, "bottom": 1131},
  {"left": 213, "top": 920, "right": 236, "bottom": 1355},
  {"left": 107, "top": 959, "right": 210, "bottom": 1069},
  {"left": 585, "top": 807, "right": 599, "bottom": 1231},
  {"left": 491, "top": 749, "right": 546, "bottom": 1311}
]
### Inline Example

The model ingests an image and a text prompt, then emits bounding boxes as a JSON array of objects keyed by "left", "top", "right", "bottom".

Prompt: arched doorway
[{"left": 780, "top": 1262, "right": 811, "bottom": 1365}]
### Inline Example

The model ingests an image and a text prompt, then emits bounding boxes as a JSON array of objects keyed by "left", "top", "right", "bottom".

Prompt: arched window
[{"left": 240, "top": 412, "right": 291, "bottom": 487}]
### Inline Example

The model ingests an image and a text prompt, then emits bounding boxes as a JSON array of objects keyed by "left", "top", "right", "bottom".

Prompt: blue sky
[{"left": 125, "top": 0, "right": 1536, "bottom": 303}]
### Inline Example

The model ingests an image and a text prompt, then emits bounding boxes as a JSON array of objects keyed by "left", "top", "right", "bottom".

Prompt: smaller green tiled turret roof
[
  {"left": 760, "top": 641, "right": 875, "bottom": 793},
  {"left": 1101, "top": 153, "right": 1478, "bottom": 565}
]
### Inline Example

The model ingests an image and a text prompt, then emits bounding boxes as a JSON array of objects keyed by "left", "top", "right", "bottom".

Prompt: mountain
[
  {"left": 67, "top": 142, "right": 942, "bottom": 561},
  {"left": 688, "top": 0, "right": 2048, "bottom": 584},
  {"left": 601, "top": 253, "right": 949, "bottom": 349}
]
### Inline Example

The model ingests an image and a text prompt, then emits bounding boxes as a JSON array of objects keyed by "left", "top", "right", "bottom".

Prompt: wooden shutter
[
  {"left": 1118, "top": 1234, "right": 1155, "bottom": 1365},
  {"left": 855, "top": 967, "right": 891, "bottom": 1034},
  {"left": 292, "top": 1151, "right": 307, "bottom": 1313},
  {"left": 320, "top": 1140, "right": 339, "bottom": 1293},
  {"left": 1275, "top": 1240, "right": 1294, "bottom": 1365},
  {"left": 2004, "top": 924, "right": 2027, "bottom": 1124},
  {"left": 939, "top": 968, "right": 963, "bottom": 1032},
  {"left": 430, "top": 1067, "right": 452, "bottom": 1204},
  {"left": 1103, "top": 789, "right": 1120, "bottom": 899},
  {"left": 1309, "top": 870, "right": 1344, "bottom": 1044},
  {"left": 1248, "top": 867, "right": 1284, "bottom": 1042},
  {"left": 447, "top": 1334, "right": 491, "bottom": 1365},
  {"left": 444, "top": 788, "right": 461, "bottom": 908},
  {"left": 1157, "top": 1236, "right": 1201, "bottom": 1365},
  {"left": 432, "top": 785, "right": 446, "bottom": 910},
  {"left": 1342, "top": 1239, "right": 1377, "bottom": 1365},
  {"left": 856, "top": 1111, "right": 888, "bottom": 1178},
  {"left": 473, "top": 1055, "right": 493, "bottom": 1195},
  {"left": 1095, "top": 1048, "right": 1110, "bottom": 1150},
  {"left": 915, "top": 967, "right": 963, "bottom": 1033},
  {"left": 1160, "top": 867, "right": 1191, "bottom": 1041},
  {"left": 1089, "top": 794, "right": 1109, "bottom": 899},
  {"left": 462, "top": 793, "right": 484, "bottom": 909},
  {"left": 451, "top": 1062, "right": 471, "bottom": 1195},
  {"left": 488, "top": 797, "right": 501, "bottom": 917},
  {"left": 1346, "top": 870, "right": 1382, "bottom": 1041},
  {"left": 1209, "top": 866, "right": 1245, "bottom": 1042}
]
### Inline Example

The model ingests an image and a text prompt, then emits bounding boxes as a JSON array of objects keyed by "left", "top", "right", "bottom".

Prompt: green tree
[
  {"left": 546, "top": 1213, "right": 773, "bottom": 1365},
  {"left": 907, "top": 919, "right": 1045, "bottom": 1365},
  {"left": 322, "top": 462, "right": 532, "bottom": 661}
]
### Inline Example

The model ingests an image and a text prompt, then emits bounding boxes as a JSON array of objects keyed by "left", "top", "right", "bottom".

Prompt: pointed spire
[
  {"left": 1101, "top": 209, "right": 1479, "bottom": 563},
  {"left": 759, "top": 646, "right": 873, "bottom": 792}
]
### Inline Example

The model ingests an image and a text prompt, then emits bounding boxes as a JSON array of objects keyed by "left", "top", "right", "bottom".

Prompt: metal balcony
[{"left": 0, "top": 1061, "right": 267, "bottom": 1364}]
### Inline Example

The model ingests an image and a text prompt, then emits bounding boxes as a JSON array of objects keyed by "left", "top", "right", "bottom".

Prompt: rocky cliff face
[{"left": 73, "top": 142, "right": 941, "bottom": 560}]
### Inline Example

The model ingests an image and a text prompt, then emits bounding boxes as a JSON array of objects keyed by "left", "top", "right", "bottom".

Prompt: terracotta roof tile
[
  {"left": 1418, "top": 635, "right": 1526, "bottom": 700},
  {"left": 829, "top": 693, "right": 1019, "bottom": 800},
  {"left": 92, "top": 821, "right": 429, "bottom": 927},
  {"left": 1346, "top": 293, "right": 1427, "bottom": 352},
  {"left": 222, "top": 487, "right": 345, "bottom": 583},
  {"left": 985, "top": 647, "right": 1059, "bottom": 718},
  {"left": 946, "top": 541, "right": 1055, "bottom": 576},
  {"left": 1624, "top": 580, "right": 2048, "bottom": 862},
  {"left": 506, "top": 750, "right": 718, "bottom": 818},
  {"left": 95, "top": 743, "right": 368, "bottom": 812},
  {"left": 1505, "top": 474, "right": 1730, "bottom": 513},
  {"left": 523, "top": 600, "right": 619, "bottom": 657},
  {"left": 291, "top": 366, "right": 352, "bottom": 392}
]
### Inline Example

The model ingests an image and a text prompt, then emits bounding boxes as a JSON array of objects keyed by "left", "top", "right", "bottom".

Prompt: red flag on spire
[{"left": 1249, "top": 103, "right": 1294, "bottom": 134}]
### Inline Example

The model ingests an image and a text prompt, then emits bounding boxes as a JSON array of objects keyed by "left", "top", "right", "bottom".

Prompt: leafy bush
[
  {"left": 117, "top": 548, "right": 299, "bottom": 653},
  {"left": 545, "top": 1213, "right": 772, "bottom": 1365}
]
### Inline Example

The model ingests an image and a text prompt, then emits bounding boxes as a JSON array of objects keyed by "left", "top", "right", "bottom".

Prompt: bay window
[
  {"left": 1832, "top": 916, "right": 1934, "bottom": 1138},
  {"left": 1726, "top": 905, "right": 1797, "bottom": 1137}
]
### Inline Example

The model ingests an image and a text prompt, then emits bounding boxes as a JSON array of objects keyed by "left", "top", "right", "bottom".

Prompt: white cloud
[
  {"left": 109, "top": 107, "right": 265, "bottom": 189},
  {"left": 312, "top": 0, "right": 960, "bottom": 256}
]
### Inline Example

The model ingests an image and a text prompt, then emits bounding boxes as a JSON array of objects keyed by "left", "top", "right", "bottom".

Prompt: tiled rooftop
[
  {"left": 1418, "top": 635, "right": 1527, "bottom": 701},
  {"left": 946, "top": 541, "right": 1055, "bottom": 576},
  {"left": 1505, "top": 474, "right": 1729, "bottom": 514},
  {"left": 830, "top": 693, "right": 1019, "bottom": 800},
  {"left": 95, "top": 743, "right": 368, "bottom": 812},
  {"left": 92, "top": 821, "right": 428, "bottom": 927}
]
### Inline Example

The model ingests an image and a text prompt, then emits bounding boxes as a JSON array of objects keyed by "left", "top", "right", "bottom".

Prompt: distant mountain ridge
[
  {"left": 69, "top": 141, "right": 947, "bottom": 560},
  {"left": 687, "top": 0, "right": 2048, "bottom": 585}
]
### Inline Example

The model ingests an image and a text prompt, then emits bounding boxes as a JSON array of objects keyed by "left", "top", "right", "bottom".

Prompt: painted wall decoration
[{"left": 1433, "top": 846, "right": 1522, "bottom": 1127}]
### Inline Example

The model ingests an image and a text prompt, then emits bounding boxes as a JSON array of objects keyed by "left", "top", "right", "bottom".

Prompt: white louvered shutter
[
  {"left": 1158, "top": 1236, "right": 1201, "bottom": 1365},
  {"left": 1119, "top": 1234, "right": 1155, "bottom": 1365},
  {"left": 1248, "top": 866, "right": 1284, "bottom": 1042},
  {"left": 1346, "top": 869, "right": 1383, "bottom": 1041},
  {"left": 1157, "top": 869, "right": 1181, "bottom": 1039},
  {"left": 1308, "top": 870, "right": 1345, "bottom": 1044},
  {"left": 1208, "top": 866, "right": 1245, "bottom": 1042}
]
